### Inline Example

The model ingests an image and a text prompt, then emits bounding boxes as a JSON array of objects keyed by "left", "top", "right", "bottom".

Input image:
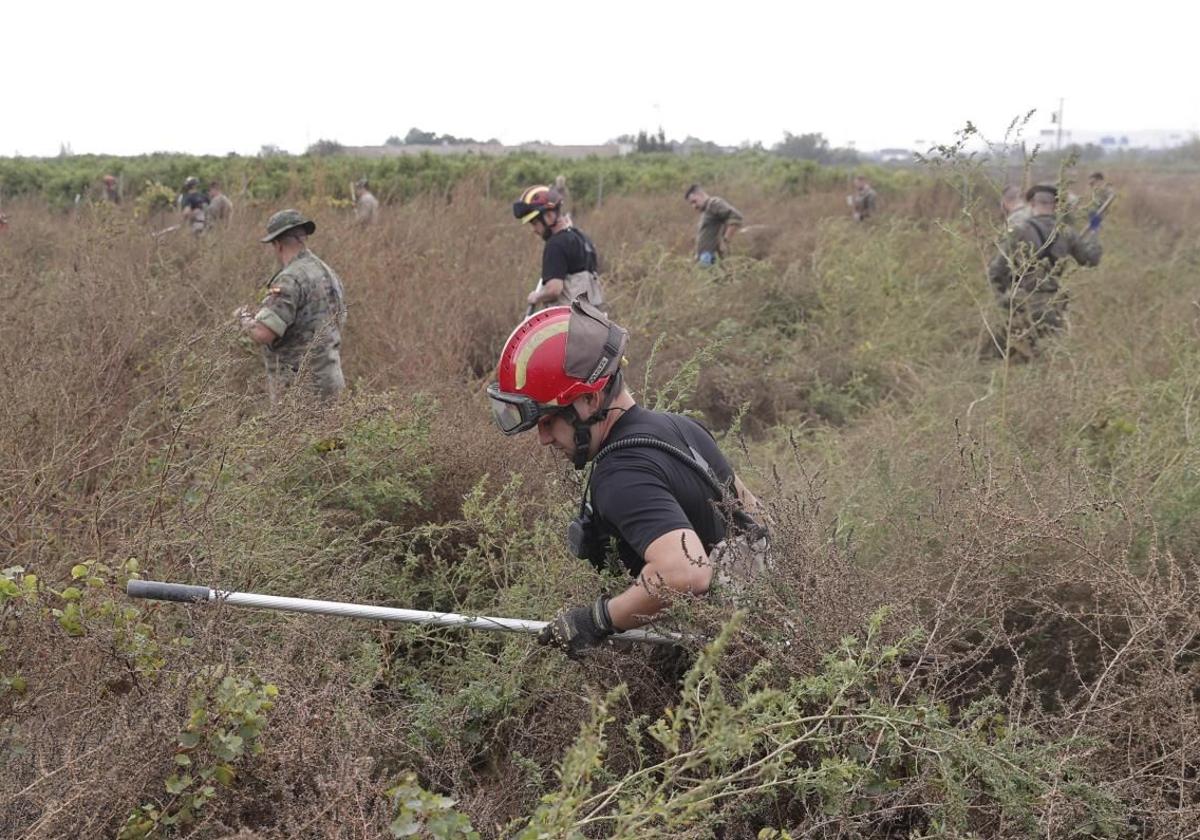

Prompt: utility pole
[{"left": 1055, "top": 98, "right": 1064, "bottom": 151}]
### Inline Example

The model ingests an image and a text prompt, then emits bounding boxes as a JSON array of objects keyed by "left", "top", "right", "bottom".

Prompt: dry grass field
[{"left": 1, "top": 166, "right": 1199, "bottom": 838}]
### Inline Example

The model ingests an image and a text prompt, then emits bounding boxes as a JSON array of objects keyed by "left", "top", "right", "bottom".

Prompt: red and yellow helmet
[
  {"left": 487, "top": 304, "right": 625, "bottom": 435},
  {"left": 512, "top": 185, "right": 563, "bottom": 224}
]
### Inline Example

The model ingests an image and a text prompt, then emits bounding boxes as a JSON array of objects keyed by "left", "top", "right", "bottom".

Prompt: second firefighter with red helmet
[{"left": 512, "top": 184, "right": 606, "bottom": 313}]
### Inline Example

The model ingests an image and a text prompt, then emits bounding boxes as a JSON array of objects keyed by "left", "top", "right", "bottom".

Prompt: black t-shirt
[
  {"left": 181, "top": 191, "right": 209, "bottom": 211},
  {"left": 589, "top": 405, "right": 738, "bottom": 578},
  {"left": 541, "top": 227, "right": 598, "bottom": 281}
]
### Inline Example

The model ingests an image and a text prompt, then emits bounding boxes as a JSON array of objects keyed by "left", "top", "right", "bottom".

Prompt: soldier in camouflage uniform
[
  {"left": 353, "top": 179, "right": 379, "bottom": 226},
  {"left": 1088, "top": 172, "right": 1115, "bottom": 216},
  {"left": 102, "top": 174, "right": 121, "bottom": 204},
  {"left": 848, "top": 175, "right": 877, "bottom": 222},
  {"left": 207, "top": 180, "right": 234, "bottom": 225},
  {"left": 985, "top": 185, "right": 1102, "bottom": 361},
  {"left": 234, "top": 210, "right": 347, "bottom": 402},
  {"left": 553, "top": 174, "right": 571, "bottom": 219},
  {"left": 1000, "top": 185, "right": 1032, "bottom": 229},
  {"left": 685, "top": 184, "right": 743, "bottom": 264}
]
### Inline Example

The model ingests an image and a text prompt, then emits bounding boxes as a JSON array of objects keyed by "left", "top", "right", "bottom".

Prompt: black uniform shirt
[
  {"left": 181, "top": 191, "right": 209, "bottom": 211},
  {"left": 541, "top": 227, "right": 598, "bottom": 281},
  {"left": 589, "top": 405, "right": 737, "bottom": 578}
]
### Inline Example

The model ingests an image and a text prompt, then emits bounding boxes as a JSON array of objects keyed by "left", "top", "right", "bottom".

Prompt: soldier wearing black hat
[{"left": 985, "top": 185, "right": 1102, "bottom": 361}]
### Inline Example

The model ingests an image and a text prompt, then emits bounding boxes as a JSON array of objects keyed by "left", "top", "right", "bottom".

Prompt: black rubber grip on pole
[{"left": 126, "top": 580, "right": 212, "bottom": 603}]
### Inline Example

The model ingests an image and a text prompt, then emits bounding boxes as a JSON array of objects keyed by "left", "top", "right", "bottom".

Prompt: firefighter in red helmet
[
  {"left": 512, "top": 185, "right": 605, "bottom": 313},
  {"left": 487, "top": 301, "right": 764, "bottom": 658}
]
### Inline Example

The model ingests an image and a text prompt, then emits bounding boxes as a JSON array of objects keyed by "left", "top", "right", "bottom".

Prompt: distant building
[
  {"left": 342, "top": 142, "right": 632, "bottom": 159},
  {"left": 1034, "top": 128, "right": 1190, "bottom": 151}
]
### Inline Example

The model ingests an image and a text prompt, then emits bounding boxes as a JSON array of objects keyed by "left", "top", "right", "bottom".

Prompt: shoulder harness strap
[{"left": 582, "top": 424, "right": 761, "bottom": 536}]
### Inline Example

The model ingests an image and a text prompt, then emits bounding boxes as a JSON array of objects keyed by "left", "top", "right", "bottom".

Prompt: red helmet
[
  {"left": 487, "top": 303, "right": 627, "bottom": 436},
  {"left": 512, "top": 185, "right": 563, "bottom": 224}
]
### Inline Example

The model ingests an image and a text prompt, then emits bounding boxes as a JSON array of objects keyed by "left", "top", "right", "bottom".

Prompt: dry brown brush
[{"left": 2, "top": 169, "right": 1198, "bottom": 837}]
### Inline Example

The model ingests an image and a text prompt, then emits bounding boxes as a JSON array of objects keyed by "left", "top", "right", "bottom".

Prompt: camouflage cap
[{"left": 260, "top": 209, "right": 317, "bottom": 243}]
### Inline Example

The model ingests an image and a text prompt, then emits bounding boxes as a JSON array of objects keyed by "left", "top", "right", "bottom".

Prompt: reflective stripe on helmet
[
  {"left": 514, "top": 319, "right": 569, "bottom": 391},
  {"left": 521, "top": 185, "right": 549, "bottom": 204}
]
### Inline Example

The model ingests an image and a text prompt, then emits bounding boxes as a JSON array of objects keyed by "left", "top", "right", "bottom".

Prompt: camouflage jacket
[
  {"left": 987, "top": 214, "right": 1102, "bottom": 297},
  {"left": 1091, "top": 184, "right": 1115, "bottom": 209},
  {"left": 696, "top": 196, "right": 744, "bottom": 257},
  {"left": 851, "top": 186, "right": 877, "bottom": 219},
  {"left": 355, "top": 192, "right": 379, "bottom": 225},
  {"left": 1005, "top": 205, "right": 1032, "bottom": 230},
  {"left": 208, "top": 193, "right": 233, "bottom": 223},
  {"left": 253, "top": 250, "right": 348, "bottom": 398}
]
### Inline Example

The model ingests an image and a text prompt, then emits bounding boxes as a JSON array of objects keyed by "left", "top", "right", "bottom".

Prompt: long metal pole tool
[
  {"left": 127, "top": 580, "right": 679, "bottom": 646},
  {"left": 524, "top": 278, "right": 545, "bottom": 319}
]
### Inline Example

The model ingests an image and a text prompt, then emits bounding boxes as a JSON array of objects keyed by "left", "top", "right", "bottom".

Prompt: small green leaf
[
  {"left": 165, "top": 774, "right": 192, "bottom": 794},
  {"left": 60, "top": 586, "right": 83, "bottom": 602},
  {"left": 70, "top": 564, "right": 88, "bottom": 579},
  {"left": 213, "top": 764, "right": 235, "bottom": 786},
  {"left": 389, "top": 815, "right": 421, "bottom": 837},
  {"left": 174, "top": 753, "right": 192, "bottom": 766}
]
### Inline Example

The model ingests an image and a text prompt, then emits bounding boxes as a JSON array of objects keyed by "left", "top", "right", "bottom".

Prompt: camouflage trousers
[
  {"left": 263, "top": 348, "right": 345, "bottom": 405},
  {"left": 985, "top": 289, "right": 1069, "bottom": 362}
]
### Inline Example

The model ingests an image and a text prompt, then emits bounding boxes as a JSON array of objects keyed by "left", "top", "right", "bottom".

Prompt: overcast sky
[{"left": 5, "top": 0, "right": 1196, "bottom": 157}]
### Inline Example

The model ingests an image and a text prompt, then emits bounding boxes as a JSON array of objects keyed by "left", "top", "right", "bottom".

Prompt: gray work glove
[{"left": 538, "top": 596, "right": 614, "bottom": 659}]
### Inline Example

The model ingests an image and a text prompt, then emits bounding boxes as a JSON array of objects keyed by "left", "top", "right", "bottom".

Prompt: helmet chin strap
[
  {"left": 538, "top": 210, "right": 559, "bottom": 241},
  {"left": 569, "top": 371, "right": 622, "bottom": 470}
]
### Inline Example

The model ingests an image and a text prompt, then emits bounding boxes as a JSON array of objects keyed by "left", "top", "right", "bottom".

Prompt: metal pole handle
[
  {"left": 524, "top": 278, "right": 545, "bottom": 319},
  {"left": 126, "top": 580, "right": 679, "bottom": 646}
]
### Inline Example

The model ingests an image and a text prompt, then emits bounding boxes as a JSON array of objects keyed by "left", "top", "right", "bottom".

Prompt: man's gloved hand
[
  {"left": 538, "top": 595, "right": 614, "bottom": 659},
  {"left": 1087, "top": 212, "right": 1103, "bottom": 233}
]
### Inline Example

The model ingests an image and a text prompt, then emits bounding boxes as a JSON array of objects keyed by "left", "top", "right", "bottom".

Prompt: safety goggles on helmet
[
  {"left": 512, "top": 185, "right": 562, "bottom": 224},
  {"left": 487, "top": 383, "right": 570, "bottom": 435}
]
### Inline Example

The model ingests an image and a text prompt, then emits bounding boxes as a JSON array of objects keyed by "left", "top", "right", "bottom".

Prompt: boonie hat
[{"left": 260, "top": 209, "right": 317, "bottom": 243}]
